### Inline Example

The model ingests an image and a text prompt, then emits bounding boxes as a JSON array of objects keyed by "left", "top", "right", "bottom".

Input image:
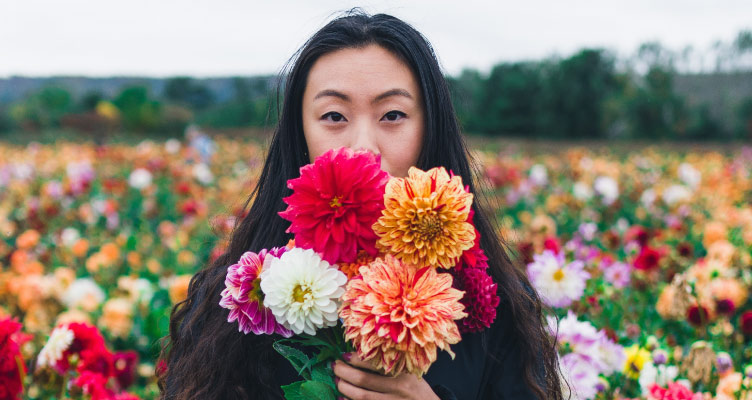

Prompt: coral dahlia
[
  {"left": 219, "top": 247, "right": 292, "bottom": 337},
  {"left": 279, "top": 147, "right": 389, "bottom": 264},
  {"left": 373, "top": 167, "right": 475, "bottom": 269},
  {"left": 340, "top": 255, "right": 467, "bottom": 377}
]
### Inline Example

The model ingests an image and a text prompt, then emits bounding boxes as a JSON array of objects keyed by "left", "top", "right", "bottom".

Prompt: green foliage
[
  {"left": 7, "top": 86, "right": 73, "bottom": 129},
  {"left": 113, "top": 86, "right": 162, "bottom": 132},
  {"left": 622, "top": 67, "right": 686, "bottom": 139},
  {"left": 737, "top": 97, "right": 752, "bottom": 139},
  {"left": 164, "top": 77, "right": 214, "bottom": 110}
]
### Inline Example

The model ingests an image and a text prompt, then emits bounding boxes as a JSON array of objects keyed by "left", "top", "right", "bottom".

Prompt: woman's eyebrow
[{"left": 313, "top": 88, "right": 413, "bottom": 103}]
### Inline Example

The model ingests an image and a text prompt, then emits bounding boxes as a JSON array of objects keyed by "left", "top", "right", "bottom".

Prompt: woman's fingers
[
  {"left": 337, "top": 377, "right": 393, "bottom": 400},
  {"left": 343, "top": 353, "right": 381, "bottom": 372},
  {"left": 333, "top": 359, "right": 396, "bottom": 394}
]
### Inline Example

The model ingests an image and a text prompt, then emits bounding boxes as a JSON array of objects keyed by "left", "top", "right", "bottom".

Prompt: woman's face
[{"left": 302, "top": 44, "right": 425, "bottom": 177}]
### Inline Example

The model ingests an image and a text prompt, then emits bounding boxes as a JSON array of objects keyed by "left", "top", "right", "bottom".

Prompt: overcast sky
[{"left": 1, "top": 0, "right": 750, "bottom": 77}]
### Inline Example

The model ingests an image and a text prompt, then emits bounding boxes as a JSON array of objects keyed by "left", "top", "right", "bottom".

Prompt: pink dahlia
[
  {"left": 219, "top": 247, "right": 292, "bottom": 337},
  {"left": 279, "top": 147, "right": 389, "bottom": 264},
  {"left": 451, "top": 266, "right": 499, "bottom": 333}
]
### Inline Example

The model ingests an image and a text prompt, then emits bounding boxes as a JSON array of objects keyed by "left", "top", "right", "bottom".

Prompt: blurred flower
[
  {"left": 128, "top": 168, "right": 152, "bottom": 190},
  {"left": 99, "top": 298, "right": 133, "bottom": 338},
  {"left": 559, "top": 353, "right": 599, "bottom": 400},
  {"left": 678, "top": 163, "right": 701, "bottom": 189},
  {"left": 623, "top": 344, "right": 651, "bottom": 380},
  {"left": 740, "top": 311, "right": 752, "bottom": 336},
  {"left": 648, "top": 382, "right": 703, "bottom": 400},
  {"left": 527, "top": 250, "right": 589, "bottom": 308},
  {"left": 680, "top": 341, "right": 715, "bottom": 386},
  {"left": 192, "top": 163, "right": 214, "bottom": 185},
  {"left": 37, "top": 325, "right": 74, "bottom": 368},
  {"left": 529, "top": 164, "right": 548, "bottom": 186},
  {"left": 167, "top": 275, "right": 192, "bottom": 304},
  {"left": 0, "top": 317, "right": 27, "bottom": 400},
  {"left": 62, "top": 278, "right": 105, "bottom": 311},
  {"left": 633, "top": 245, "right": 663, "bottom": 271},
  {"left": 603, "top": 261, "right": 631, "bottom": 289},
  {"left": 593, "top": 176, "right": 618, "bottom": 205},
  {"left": 15, "top": 229, "right": 40, "bottom": 250},
  {"left": 260, "top": 248, "right": 346, "bottom": 335},
  {"left": 639, "top": 362, "right": 679, "bottom": 393}
]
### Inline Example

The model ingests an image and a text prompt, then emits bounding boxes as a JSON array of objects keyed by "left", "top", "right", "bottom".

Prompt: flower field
[{"left": 1, "top": 136, "right": 751, "bottom": 399}]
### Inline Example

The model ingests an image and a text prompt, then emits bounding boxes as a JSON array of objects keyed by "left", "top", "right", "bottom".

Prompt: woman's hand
[{"left": 332, "top": 353, "right": 440, "bottom": 400}]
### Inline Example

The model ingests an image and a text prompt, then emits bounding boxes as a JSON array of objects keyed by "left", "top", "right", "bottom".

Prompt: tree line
[{"left": 1, "top": 31, "right": 751, "bottom": 140}]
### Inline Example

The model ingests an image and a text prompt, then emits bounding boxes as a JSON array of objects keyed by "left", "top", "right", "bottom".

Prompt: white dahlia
[
  {"left": 37, "top": 325, "right": 74, "bottom": 367},
  {"left": 259, "top": 247, "right": 347, "bottom": 335}
]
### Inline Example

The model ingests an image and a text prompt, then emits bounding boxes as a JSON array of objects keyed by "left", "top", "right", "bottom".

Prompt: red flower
[
  {"left": 0, "top": 318, "right": 26, "bottom": 400},
  {"left": 633, "top": 246, "right": 662, "bottom": 271},
  {"left": 648, "top": 383, "right": 702, "bottom": 400},
  {"left": 55, "top": 322, "right": 107, "bottom": 373},
  {"left": 73, "top": 371, "right": 113, "bottom": 400},
  {"left": 543, "top": 236, "right": 561, "bottom": 255},
  {"left": 716, "top": 299, "right": 736, "bottom": 316},
  {"left": 279, "top": 147, "right": 389, "bottom": 264},
  {"left": 625, "top": 225, "right": 650, "bottom": 247},
  {"left": 741, "top": 311, "right": 752, "bottom": 335},
  {"left": 113, "top": 351, "right": 139, "bottom": 390},
  {"left": 78, "top": 346, "right": 115, "bottom": 377},
  {"left": 687, "top": 305, "right": 710, "bottom": 327},
  {"left": 451, "top": 266, "right": 500, "bottom": 333}
]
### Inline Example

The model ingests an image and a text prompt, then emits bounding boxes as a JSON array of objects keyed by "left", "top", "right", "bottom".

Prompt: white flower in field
[
  {"left": 165, "top": 138, "right": 182, "bottom": 154},
  {"left": 640, "top": 188, "right": 656, "bottom": 208},
  {"left": 60, "top": 228, "right": 80, "bottom": 247},
  {"left": 527, "top": 250, "right": 589, "bottom": 308},
  {"left": 572, "top": 181, "right": 593, "bottom": 201},
  {"left": 37, "top": 325, "right": 74, "bottom": 367},
  {"left": 593, "top": 176, "right": 618, "bottom": 205},
  {"left": 639, "top": 362, "right": 679, "bottom": 394},
  {"left": 61, "top": 278, "right": 105, "bottom": 309},
  {"left": 662, "top": 184, "right": 691, "bottom": 206},
  {"left": 678, "top": 163, "right": 701, "bottom": 189},
  {"left": 259, "top": 248, "right": 347, "bottom": 335},
  {"left": 529, "top": 164, "right": 548, "bottom": 186},
  {"left": 128, "top": 168, "right": 153, "bottom": 189},
  {"left": 192, "top": 163, "right": 214, "bottom": 185},
  {"left": 578, "top": 222, "right": 598, "bottom": 241}
]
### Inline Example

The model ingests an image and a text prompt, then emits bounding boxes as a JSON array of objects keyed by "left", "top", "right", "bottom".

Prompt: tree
[
  {"left": 113, "top": 86, "right": 162, "bottom": 132},
  {"left": 164, "top": 77, "right": 214, "bottom": 110}
]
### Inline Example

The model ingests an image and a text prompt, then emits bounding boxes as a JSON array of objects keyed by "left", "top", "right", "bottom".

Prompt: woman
[{"left": 160, "top": 10, "right": 564, "bottom": 400}]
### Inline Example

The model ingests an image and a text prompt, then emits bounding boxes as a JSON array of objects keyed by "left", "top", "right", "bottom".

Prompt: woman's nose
[{"left": 350, "top": 122, "right": 380, "bottom": 155}]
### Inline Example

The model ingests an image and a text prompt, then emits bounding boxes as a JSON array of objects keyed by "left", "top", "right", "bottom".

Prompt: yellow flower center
[
  {"left": 552, "top": 269, "right": 565, "bottom": 281},
  {"left": 414, "top": 212, "right": 443, "bottom": 241},
  {"left": 292, "top": 284, "right": 312, "bottom": 303},
  {"left": 329, "top": 196, "right": 342, "bottom": 208}
]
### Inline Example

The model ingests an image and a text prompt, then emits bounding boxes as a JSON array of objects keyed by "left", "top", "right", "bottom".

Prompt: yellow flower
[
  {"left": 623, "top": 344, "right": 651, "bottom": 379},
  {"left": 373, "top": 167, "right": 475, "bottom": 269}
]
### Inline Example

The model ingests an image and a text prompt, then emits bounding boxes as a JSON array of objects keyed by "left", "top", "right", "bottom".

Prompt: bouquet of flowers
[{"left": 219, "top": 147, "right": 500, "bottom": 399}]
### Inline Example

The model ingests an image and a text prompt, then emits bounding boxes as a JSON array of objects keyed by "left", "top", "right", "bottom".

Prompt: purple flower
[
  {"left": 219, "top": 247, "right": 292, "bottom": 337},
  {"left": 527, "top": 250, "right": 590, "bottom": 308},
  {"left": 603, "top": 261, "right": 631, "bottom": 289}
]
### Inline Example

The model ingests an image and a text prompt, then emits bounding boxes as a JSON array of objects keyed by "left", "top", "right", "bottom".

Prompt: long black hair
[{"left": 160, "top": 9, "right": 563, "bottom": 399}]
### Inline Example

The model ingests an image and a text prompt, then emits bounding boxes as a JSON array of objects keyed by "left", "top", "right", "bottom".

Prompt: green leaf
[
  {"left": 273, "top": 342, "right": 310, "bottom": 378},
  {"left": 281, "top": 381, "right": 307, "bottom": 400},
  {"left": 311, "top": 363, "right": 336, "bottom": 390},
  {"left": 300, "top": 380, "right": 336, "bottom": 400}
]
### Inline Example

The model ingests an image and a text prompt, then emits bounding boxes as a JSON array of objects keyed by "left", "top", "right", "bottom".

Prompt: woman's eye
[
  {"left": 321, "top": 112, "right": 346, "bottom": 122},
  {"left": 382, "top": 110, "right": 406, "bottom": 122}
]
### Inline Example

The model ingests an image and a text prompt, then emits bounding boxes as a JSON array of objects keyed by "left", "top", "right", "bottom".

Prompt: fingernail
[{"left": 343, "top": 352, "right": 352, "bottom": 362}]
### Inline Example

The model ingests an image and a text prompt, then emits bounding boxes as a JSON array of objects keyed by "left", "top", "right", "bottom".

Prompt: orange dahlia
[
  {"left": 373, "top": 167, "right": 475, "bottom": 269},
  {"left": 339, "top": 255, "right": 466, "bottom": 377}
]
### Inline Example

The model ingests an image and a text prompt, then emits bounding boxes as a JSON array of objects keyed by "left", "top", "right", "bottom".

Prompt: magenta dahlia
[
  {"left": 219, "top": 247, "right": 292, "bottom": 337},
  {"left": 451, "top": 265, "right": 500, "bottom": 333},
  {"left": 279, "top": 147, "right": 389, "bottom": 264}
]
